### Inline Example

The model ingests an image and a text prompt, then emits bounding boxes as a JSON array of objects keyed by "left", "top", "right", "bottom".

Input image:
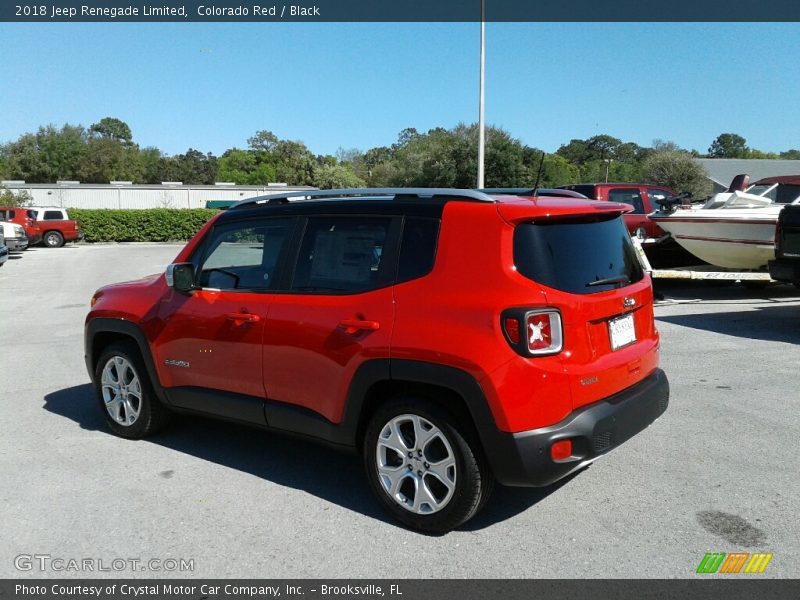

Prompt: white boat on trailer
[{"left": 649, "top": 175, "right": 800, "bottom": 270}]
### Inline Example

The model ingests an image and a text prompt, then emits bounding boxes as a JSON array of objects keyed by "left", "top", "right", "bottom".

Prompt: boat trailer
[{"left": 631, "top": 237, "right": 774, "bottom": 282}]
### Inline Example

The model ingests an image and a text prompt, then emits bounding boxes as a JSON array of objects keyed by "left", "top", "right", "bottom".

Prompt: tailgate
[
  {"left": 512, "top": 212, "right": 660, "bottom": 411},
  {"left": 553, "top": 278, "right": 659, "bottom": 409}
]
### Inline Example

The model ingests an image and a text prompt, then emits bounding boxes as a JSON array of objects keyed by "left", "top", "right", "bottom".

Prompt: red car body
[
  {"left": 0, "top": 207, "right": 43, "bottom": 246},
  {"left": 85, "top": 189, "right": 668, "bottom": 529}
]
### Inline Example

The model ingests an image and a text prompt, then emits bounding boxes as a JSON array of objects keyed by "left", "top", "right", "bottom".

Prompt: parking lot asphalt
[{"left": 1, "top": 244, "right": 799, "bottom": 579}]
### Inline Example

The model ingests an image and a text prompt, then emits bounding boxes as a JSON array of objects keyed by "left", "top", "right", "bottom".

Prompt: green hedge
[{"left": 68, "top": 208, "right": 219, "bottom": 243}]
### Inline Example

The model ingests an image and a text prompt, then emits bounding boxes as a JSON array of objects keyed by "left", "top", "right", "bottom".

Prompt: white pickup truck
[
  {"left": 0, "top": 225, "right": 8, "bottom": 267},
  {"left": 1, "top": 221, "right": 28, "bottom": 252}
]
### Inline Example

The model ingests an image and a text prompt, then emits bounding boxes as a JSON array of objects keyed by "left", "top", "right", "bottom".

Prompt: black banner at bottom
[{"left": 2, "top": 580, "right": 800, "bottom": 600}]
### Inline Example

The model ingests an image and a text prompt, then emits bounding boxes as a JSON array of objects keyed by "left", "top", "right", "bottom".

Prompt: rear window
[{"left": 513, "top": 215, "right": 644, "bottom": 294}]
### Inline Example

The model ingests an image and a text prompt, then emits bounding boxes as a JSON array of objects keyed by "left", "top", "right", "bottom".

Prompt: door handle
[
  {"left": 338, "top": 319, "right": 380, "bottom": 334},
  {"left": 226, "top": 312, "right": 261, "bottom": 323}
]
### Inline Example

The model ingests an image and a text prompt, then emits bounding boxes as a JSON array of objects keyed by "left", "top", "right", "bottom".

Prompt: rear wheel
[
  {"left": 94, "top": 341, "right": 170, "bottom": 438},
  {"left": 363, "top": 397, "right": 493, "bottom": 533},
  {"left": 43, "top": 231, "right": 64, "bottom": 248}
]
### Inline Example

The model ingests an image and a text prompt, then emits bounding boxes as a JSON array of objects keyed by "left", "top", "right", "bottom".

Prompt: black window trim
[
  {"left": 395, "top": 215, "right": 441, "bottom": 285},
  {"left": 283, "top": 214, "right": 403, "bottom": 296},
  {"left": 191, "top": 215, "right": 299, "bottom": 294}
]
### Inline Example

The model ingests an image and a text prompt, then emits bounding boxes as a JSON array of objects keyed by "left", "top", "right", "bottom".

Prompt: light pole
[{"left": 477, "top": 0, "right": 485, "bottom": 189}]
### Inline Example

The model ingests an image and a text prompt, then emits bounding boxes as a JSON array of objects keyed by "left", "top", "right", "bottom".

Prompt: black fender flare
[{"left": 84, "top": 318, "right": 170, "bottom": 405}]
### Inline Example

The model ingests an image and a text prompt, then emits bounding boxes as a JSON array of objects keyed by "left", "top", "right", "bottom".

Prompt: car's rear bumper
[
  {"left": 487, "top": 369, "right": 669, "bottom": 487},
  {"left": 768, "top": 258, "right": 800, "bottom": 284}
]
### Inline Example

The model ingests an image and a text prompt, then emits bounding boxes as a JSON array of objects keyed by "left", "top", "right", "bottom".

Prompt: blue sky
[{"left": 1, "top": 22, "right": 798, "bottom": 156}]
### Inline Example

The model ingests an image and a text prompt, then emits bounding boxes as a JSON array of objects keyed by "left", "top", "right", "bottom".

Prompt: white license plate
[{"left": 609, "top": 313, "right": 636, "bottom": 351}]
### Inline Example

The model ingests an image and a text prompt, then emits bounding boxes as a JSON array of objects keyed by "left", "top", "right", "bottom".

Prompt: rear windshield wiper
[{"left": 586, "top": 275, "right": 630, "bottom": 288}]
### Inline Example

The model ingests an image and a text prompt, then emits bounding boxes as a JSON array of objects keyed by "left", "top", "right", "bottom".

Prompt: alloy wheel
[
  {"left": 100, "top": 356, "right": 142, "bottom": 426},
  {"left": 375, "top": 414, "right": 457, "bottom": 514}
]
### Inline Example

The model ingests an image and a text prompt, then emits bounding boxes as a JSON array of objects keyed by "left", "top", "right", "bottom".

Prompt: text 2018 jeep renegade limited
[{"left": 84, "top": 188, "right": 669, "bottom": 532}]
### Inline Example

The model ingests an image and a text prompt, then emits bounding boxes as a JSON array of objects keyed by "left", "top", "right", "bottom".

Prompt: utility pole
[{"left": 477, "top": 0, "right": 485, "bottom": 189}]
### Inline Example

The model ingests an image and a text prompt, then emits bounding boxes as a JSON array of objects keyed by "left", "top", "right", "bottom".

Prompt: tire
[
  {"left": 94, "top": 341, "right": 170, "bottom": 439},
  {"left": 43, "top": 231, "right": 64, "bottom": 248},
  {"left": 363, "top": 397, "right": 494, "bottom": 533}
]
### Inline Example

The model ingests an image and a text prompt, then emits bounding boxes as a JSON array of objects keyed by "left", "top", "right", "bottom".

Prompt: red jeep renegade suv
[{"left": 84, "top": 188, "right": 669, "bottom": 532}]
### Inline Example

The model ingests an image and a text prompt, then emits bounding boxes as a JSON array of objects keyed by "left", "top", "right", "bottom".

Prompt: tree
[
  {"left": 77, "top": 137, "right": 142, "bottom": 183},
  {"left": 312, "top": 164, "right": 366, "bottom": 189},
  {"left": 173, "top": 149, "right": 218, "bottom": 184},
  {"left": 247, "top": 130, "right": 279, "bottom": 152},
  {"left": 272, "top": 140, "right": 316, "bottom": 185},
  {"left": 708, "top": 133, "right": 748, "bottom": 158},
  {"left": 780, "top": 149, "right": 800, "bottom": 160},
  {"left": 0, "top": 187, "right": 33, "bottom": 207},
  {"left": 89, "top": 117, "right": 133, "bottom": 145},
  {"left": 217, "top": 148, "right": 276, "bottom": 185},
  {"left": 641, "top": 151, "right": 711, "bottom": 200},
  {"left": 2, "top": 125, "right": 87, "bottom": 182}
]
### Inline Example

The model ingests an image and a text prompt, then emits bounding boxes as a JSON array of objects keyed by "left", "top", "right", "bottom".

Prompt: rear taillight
[
  {"left": 501, "top": 308, "right": 563, "bottom": 356},
  {"left": 503, "top": 317, "right": 520, "bottom": 344}
]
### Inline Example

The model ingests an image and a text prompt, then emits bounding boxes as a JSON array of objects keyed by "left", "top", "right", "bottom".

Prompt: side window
[
  {"left": 0, "top": 210, "right": 9, "bottom": 219},
  {"left": 43, "top": 210, "right": 63, "bottom": 220},
  {"left": 292, "top": 217, "right": 391, "bottom": 293},
  {"left": 608, "top": 188, "right": 645, "bottom": 214},
  {"left": 647, "top": 188, "right": 672, "bottom": 206},
  {"left": 398, "top": 217, "right": 440, "bottom": 282},
  {"left": 198, "top": 218, "right": 292, "bottom": 291}
]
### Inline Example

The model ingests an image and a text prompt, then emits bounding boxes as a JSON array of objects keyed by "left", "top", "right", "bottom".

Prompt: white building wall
[{"left": 0, "top": 183, "right": 315, "bottom": 210}]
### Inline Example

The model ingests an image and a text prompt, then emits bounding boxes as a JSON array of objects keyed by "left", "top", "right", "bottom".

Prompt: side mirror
[{"left": 165, "top": 263, "right": 195, "bottom": 293}]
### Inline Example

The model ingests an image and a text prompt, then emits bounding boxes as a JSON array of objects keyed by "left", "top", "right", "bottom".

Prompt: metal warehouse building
[{"left": 0, "top": 181, "right": 316, "bottom": 209}]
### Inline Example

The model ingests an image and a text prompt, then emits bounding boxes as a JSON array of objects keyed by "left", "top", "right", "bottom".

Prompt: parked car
[
  {"left": 0, "top": 227, "right": 8, "bottom": 267},
  {"left": 1, "top": 221, "right": 28, "bottom": 252},
  {"left": 25, "top": 207, "right": 82, "bottom": 248},
  {"left": 85, "top": 188, "right": 669, "bottom": 533},
  {"left": 0, "top": 207, "right": 43, "bottom": 246},
  {"left": 768, "top": 204, "right": 800, "bottom": 288}
]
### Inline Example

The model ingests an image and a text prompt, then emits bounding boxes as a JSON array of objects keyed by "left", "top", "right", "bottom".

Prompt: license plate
[{"left": 609, "top": 313, "right": 636, "bottom": 351}]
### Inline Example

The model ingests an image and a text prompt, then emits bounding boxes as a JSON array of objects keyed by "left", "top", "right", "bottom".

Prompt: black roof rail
[
  {"left": 479, "top": 187, "right": 589, "bottom": 199},
  {"left": 480, "top": 187, "right": 537, "bottom": 195},
  {"left": 229, "top": 187, "right": 495, "bottom": 210}
]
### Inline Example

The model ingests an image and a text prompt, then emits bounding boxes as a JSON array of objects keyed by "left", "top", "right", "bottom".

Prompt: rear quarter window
[
  {"left": 397, "top": 217, "right": 440, "bottom": 283},
  {"left": 513, "top": 214, "right": 644, "bottom": 294},
  {"left": 43, "top": 210, "right": 63, "bottom": 220}
]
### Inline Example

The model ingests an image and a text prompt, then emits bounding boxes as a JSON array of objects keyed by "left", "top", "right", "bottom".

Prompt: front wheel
[
  {"left": 43, "top": 231, "right": 64, "bottom": 248},
  {"left": 363, "top": 397, "right": 493, "bottom": 533},
  {"left": 94, "top": 341, "right": 170, "bottom": 438}
]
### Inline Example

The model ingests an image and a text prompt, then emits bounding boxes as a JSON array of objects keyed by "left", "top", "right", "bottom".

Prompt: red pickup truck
[
  {"left": 26, "top": 207, "right": 83, "bottom": 248},
  {"left": 0, "top": 207, "right": 43, "bottom": 246}
]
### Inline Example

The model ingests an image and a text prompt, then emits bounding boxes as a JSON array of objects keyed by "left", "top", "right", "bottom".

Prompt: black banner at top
[{"left": 3, "top": 0, "right": 800, "bottom": 22}]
